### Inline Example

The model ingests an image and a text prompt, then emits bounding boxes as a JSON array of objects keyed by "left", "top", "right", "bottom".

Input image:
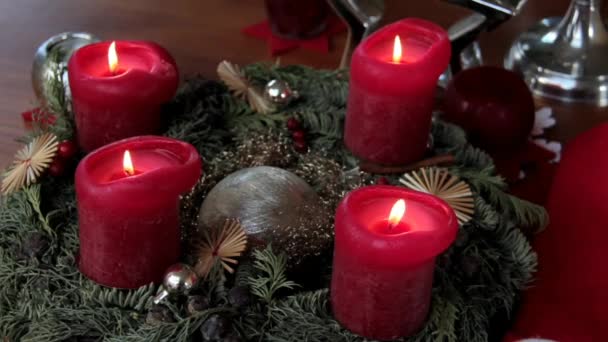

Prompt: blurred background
[{"left": 0, "top": 0, "right": 583, "bottom": 167}]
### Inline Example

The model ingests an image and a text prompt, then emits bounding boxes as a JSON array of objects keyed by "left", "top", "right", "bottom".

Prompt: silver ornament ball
[
  {"left": 32, "top": 32, "right": 100, "bottom": 105},
  {"left": 198, "top": 166, "right": 331, "bottom": 266},
  {"left": 264, "top": 79, "right": 296, "bottom": 105},
  {"left": 153, "top": 263, "right": 199, "bottom": 304},
  {"left": 162, "top": 263, "right": 198, "bottom": 294}
]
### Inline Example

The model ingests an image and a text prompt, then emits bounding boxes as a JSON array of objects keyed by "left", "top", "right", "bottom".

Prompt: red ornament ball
[
  {"left": 376, "top": 177, "right": 389, "bottom": 185},
  {"left": 286, "top": 117, "right": 301, "bottom": 132},
  {"left": 48, "top": 159, "right": 66, "bottom": 177},
  {"left": 292, "top": 130, "right": 306, "bottom": 142},
  {"left": 57, "top": 140, "right": 78, "bottom": 160},
  {"left": 443, "top": 66, "right": 535, "bottom": 154},
  {"left": 294, "top": 140, "right": 308, "bottom": 153}
]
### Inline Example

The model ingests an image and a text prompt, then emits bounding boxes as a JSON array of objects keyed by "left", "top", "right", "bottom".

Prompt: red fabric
[
  {"left": 21, "top": 107, "right": 56, "bottom": 130},
  {"left": 242, "top": 16, "right": 346, "bottom": 56},
  {"left": 506, "top": 123, "right": 608, "bottom": 342},
  {"left": 502, "top": 333, "right": 521, "bottom": 342},
  {"left": 494, "top": 141, "right": 557, "bottom": 205}
]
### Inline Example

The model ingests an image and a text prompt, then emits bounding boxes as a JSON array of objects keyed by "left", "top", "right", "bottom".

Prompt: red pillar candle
[
  {"left": 344, "top": 18, "right": 451, "bottom": 166},
  {"left": 75, "top": 136, "right": 201, "bottom": 288},
  {"left": 68, "top": 41, "right": 179, "bottom": 152},
  {"left": 331, "top": 185, "right": 458, "bottom": 340}
]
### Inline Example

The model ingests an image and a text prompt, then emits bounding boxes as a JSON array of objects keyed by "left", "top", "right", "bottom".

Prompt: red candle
[
  {"left": 331, "top": 185, "right": 458, "bottom": 340},
  {"left": 68, "top": 41, "right": 179, "bottom": 152},
  {"left": 75, "top": 136, "right": 201, "bottom": 288},
  {"left": 344, "top": 18, "right": 451, "bottom": 166}
]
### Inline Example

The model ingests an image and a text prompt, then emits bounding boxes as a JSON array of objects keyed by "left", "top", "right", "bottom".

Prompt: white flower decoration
[
  {"left": 533, "top": 138, "right": 562, "bottom": 163},
  {"left": 532, "top": 107, "right": 556, "bottom": 136}
]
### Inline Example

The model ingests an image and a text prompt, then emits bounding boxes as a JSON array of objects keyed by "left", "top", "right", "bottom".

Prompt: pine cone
[
  {"left": 22, "top": 232, "right": 49, "bottom": 259},
  {"left": 220, "top": 335, "right": 242, "bottom": 342},
  {"left": 228, "top": 286, "right": 250, "bottom": 309},
  {"left": 460, "top": 255, "right": 481, "bottom": 278},
  {"left": 31, "top": 277, "right": 50, "bottom": 291},
  {"left": 200, "top": 314, "right": 231, "bottom": 341},
  {"left": 187, "top": 295, "right": 210, "bottom": 315},
  {"left": 145, "top": 305, "right": 175, "bottom": 324}
]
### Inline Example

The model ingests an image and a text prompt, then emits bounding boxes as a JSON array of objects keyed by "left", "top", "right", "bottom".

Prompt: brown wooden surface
[{"left": 0, "top": 0, "right": 605, "bottom": 168}]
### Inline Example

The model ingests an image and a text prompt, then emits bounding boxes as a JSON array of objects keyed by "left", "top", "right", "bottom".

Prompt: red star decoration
[{"left": 242, "top": 16, "right": 346, "bottom": 56}]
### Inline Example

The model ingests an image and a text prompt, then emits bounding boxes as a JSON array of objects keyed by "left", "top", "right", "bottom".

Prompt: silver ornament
[
  {"left": 505, "top": 0, "right": 608, "bottom": 106},
  {"left": 264, "top": 79, "right": 297, "bottom": 105},
  {"left": 198, "top": 166, "right": 331, "bottom": 267},
  {"left": 32, "top": 32, "right": 100, "bottom": 105},
  {"left": 153, "top": 263, "right": 199, "bottom": 304}
]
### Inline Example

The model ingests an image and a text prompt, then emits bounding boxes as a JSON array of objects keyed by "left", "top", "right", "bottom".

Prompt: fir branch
[
  {"left": 0, "top": 63, "right": 545, "bottom": 342},
  {"left": 473, "top": 196, "right": 500, "bottom": 229},
  {"left": 408, "top": 295, "right": 460, "bottom": 342},
  {"left": 456, "top": 166, "right": 548, "bottom": 230},
  {"left": 431, "top": 119, "right": 468, "bottom": 152},
  {"left": 83, "top": 283, "right": 157, "bottom": 312},
  {"left": 298, "top": 110, "right": 345, "bottom": 149},
  {"left": 207, "top": 262, "right": 229, "bottom": 303},
  {"left": 163, "top": 78, "right": 233, "bottom": 159},
  {"left": 247, "top": 246, "right": 298, "bottom": 304},
  {"left": 104, "top": 307, "right": 235, "bottom": 342},
  {"left": 264, "top": 289, "right": 357, "bottom": 342},
  {"left": 22, "top": 185, "right": 54, "bottom": 236}
]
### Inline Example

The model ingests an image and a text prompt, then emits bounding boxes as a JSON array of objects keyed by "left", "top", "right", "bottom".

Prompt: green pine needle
[
  {"left": 0, "top": 63, "right": 545, "bottom": 341},
  {"left": 247, "top": 246, "right": 298, "bottom": 304}
]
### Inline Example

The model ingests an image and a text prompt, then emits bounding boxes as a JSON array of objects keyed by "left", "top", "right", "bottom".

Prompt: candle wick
[{"left": 387, "top": 222, "right": 394, "bottom": 232}]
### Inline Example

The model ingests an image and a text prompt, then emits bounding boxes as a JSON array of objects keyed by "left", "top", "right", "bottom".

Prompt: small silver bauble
[
  {"left": 153, "top": 263, "right": 199, "bottom": 304},
  {"left": 198, "top": 166, "right": 331, "bottom": 266},
  {"left": 32, "top": 32, "right": 100, "bottom": 105},
  {"left": 264, "top": 79, "right": 297, "bottom": 105}
]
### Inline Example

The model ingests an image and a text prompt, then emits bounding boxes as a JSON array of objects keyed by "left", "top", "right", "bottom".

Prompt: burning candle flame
[
  {"left": 392, "top": 35, "right": 402, "bottom": 63},
  {"left": 388, "top": 199, "right": 406, "bottom": 228},
  {"left": 108, "top": 41, "right": 118, "bottom": 74},
  {"left": 123, "top": 150, "right": 134, "bottom": 176}
]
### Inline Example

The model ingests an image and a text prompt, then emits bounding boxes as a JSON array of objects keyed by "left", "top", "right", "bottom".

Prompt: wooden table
[{"left": 0, "top": 0, "right": 605, "bottom": 168}]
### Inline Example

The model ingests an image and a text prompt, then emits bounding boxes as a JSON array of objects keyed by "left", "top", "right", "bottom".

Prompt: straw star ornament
[
  {"left": 217, "top": 60, "right": 273, "bottom": 114},
  {"left": 195, "top": 219, "right": 248, "bottom": 278},
  {"left": 400, "top": 167, "right": 475, "bottom": 225},
  {"left": 1, "top": 133, "right": 58, "bottom": 194}
]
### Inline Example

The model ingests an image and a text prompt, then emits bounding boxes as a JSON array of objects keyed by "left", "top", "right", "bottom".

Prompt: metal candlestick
[
  {"left": 327, "top": 0, "right": 384, "bottom": 68},
  {"left": 439, "top": 0, "right": 528, "bottom": 86},
  {"left": 505, "top": 0, "right": 608, "bottom": 106},
  {"left": 32, "top": 32, "right": 100, "bottom": 105}
]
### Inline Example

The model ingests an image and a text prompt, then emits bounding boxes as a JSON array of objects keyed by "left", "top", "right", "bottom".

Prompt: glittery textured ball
[
  {"left": 162, "top": 263, "right": 199, "bottom": 295},
  {"left": 264, "top": 79, "right": 295, "bottom": 105},
  {"left": 198, "top": 166, "right": 331, "bottom": 267}
]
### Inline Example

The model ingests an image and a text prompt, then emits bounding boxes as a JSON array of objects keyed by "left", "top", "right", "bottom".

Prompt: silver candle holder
[
  {"left": 439, "top": 0, "right": 528, "bottom": 86},
  {"left": 505, "top": 0, "right": 608, "bottom": 106},
  {"left": 32, "top": 32, "right": 100, "bottom": 105}
]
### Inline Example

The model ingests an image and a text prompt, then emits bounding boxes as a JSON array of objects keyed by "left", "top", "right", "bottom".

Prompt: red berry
[
  {"left": 48, "top": 159, "right": 65, "bottom": 177},
  {"left": 292, "top": 130, "right": 306, "bottom": 142},
  {"left": 376, "top": 177, "right": 389, "bottom": 185},
  {"left": 294, "top": 140, "right": 308, "bottom": 153},
  {"left": 57, "top": 140, "right": 77, "bottom": 160},
  {"left": 286, "top": 118, "right": 301, "bottom": 131}
]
